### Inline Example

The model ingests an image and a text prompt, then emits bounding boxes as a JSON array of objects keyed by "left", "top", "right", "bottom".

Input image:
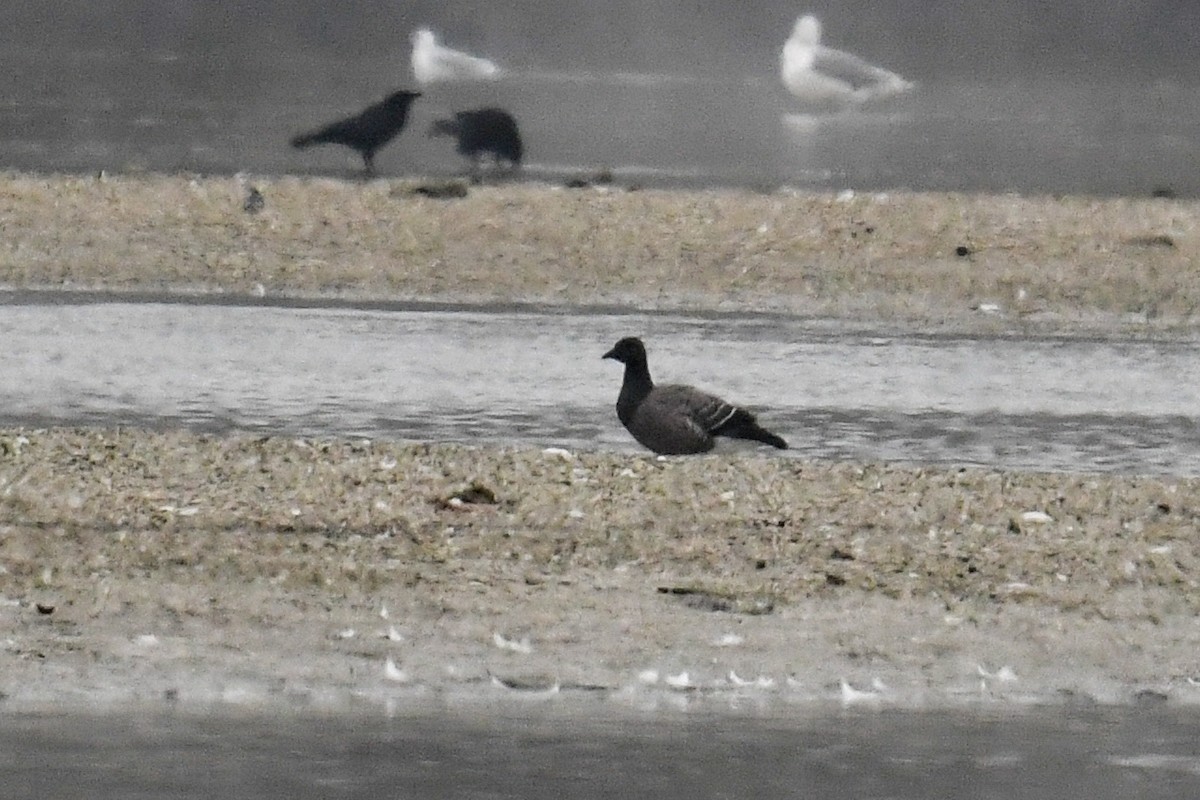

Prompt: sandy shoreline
[
  {"left": 1, "top": 171, "right": 1197, "bottom": 335},
  {"left": 3, "top": 173, "right": 1200, "bottom": 715}
]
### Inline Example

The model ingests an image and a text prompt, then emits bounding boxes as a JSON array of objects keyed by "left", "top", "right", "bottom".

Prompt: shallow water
[
  {"left": 4, "top": 705, "right": 1200, "bottom": 799},
  {"left": 2, "top": 296, "right": 1199, "bottom": 474}
]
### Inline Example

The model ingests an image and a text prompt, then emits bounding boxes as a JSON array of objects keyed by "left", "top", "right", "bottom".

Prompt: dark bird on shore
[
  {"left": 429, "top": 107, "right": 523, "bottom": 178},
  {"left": 602, "top": 337, "right": 788, "bottom": 455},
  {"left": 242, "top": 186, "right": 265, "bottom": 214},
  {"left": 290, "top": 90, "right": 422, "bottom": 176}
]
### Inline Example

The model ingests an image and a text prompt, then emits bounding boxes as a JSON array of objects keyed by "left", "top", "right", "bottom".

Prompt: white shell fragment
[
  {"left": 729, "top": 671, "right": 775, "bottom": 689},
  {"left": 840, "top": 679, "right": 884, "bottom": 706},
  {"left": 493, "top": 632, "right": 533, "bottom": 654},
  {"left": 384, "top": 657, "right": 410, "bottom": 683},
  {"left": 977, "top": 664, "right": 1018, "bottom": 682},
  {"left": 665, "top": 671, "right": 692, "bottom": 689}
]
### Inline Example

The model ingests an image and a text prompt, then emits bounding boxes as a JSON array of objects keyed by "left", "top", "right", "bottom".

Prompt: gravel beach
[{"left": 2, "top": 173, "right": 1199, "bottom": 713}]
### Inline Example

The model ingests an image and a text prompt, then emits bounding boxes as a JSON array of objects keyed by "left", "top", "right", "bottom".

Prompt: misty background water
[{"left": 3, "top": 1, "right": 1199, "bottom": 194}]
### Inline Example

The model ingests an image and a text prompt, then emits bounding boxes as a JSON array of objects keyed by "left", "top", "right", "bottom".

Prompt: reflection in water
[{"left": 2, "top": 298, "right": 1200, "bottom": 474}]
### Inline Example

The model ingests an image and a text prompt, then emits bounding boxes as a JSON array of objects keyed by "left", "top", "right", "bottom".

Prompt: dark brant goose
[
  {"left": 429, "top": 107, "right": 523, "bottom": 177},
  {"left": 603, "top": 337, "right": 788, "bottom": 455},
  {"left": 291, "top": 90, "right": 422, "bottom": 176}
]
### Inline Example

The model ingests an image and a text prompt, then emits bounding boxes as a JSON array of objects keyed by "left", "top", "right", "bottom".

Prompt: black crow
[
  {"left": 603, "top": 337, "right": 788, "bottom": 455},
  {"left": 429, "top": 107, "right": 523, "bottom": 177},
  {"left": 291, "top": 90, "right": 422, "bottom": 176}
]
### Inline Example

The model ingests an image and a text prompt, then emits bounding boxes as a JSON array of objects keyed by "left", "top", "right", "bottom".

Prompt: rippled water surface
[
  {"left": 4, "top": 705, "right": 1200, "bottom": 800},
  {"left": 3, "top": 296, "right": 1199, "bottom": 474}
]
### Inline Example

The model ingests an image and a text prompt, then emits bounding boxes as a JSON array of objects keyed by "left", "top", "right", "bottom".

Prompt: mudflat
[
  {"left": 1, "top": 172, "right": 1196, "bottom": 331},
  {"left": 1, "top": 173, "right": 1199, "bottom": 713}
]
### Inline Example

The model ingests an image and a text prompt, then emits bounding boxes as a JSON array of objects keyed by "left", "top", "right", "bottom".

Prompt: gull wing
[{"left": 811, "top": 46, "right": 908, "bottom": 92}]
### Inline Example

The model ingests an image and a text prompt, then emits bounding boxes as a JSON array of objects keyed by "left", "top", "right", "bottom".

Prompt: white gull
[
  {"left": 411, "top": 28, "right": 501, "bottom": 85},
  {"left": 780, "top": 15, "right": 912, "bottom": 112}
]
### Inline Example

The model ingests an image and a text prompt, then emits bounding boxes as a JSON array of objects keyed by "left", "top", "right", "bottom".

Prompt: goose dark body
[
  {"left": 602, "top": 337, "right": 788, "bottom": 455},
  {"left": 291, "top": 90, "right": 422, "bottom": 176}
]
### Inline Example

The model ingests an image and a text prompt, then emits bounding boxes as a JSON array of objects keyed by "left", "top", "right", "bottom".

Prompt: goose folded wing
[{"left": 652, "top": 384, "right": 741, "bottom": 434}]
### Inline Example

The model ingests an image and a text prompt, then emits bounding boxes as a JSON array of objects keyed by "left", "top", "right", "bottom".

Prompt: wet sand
[
  {"left": 2, "top": 174, "right": 1200, "bottom": 713},
  {"left": 1, "top": 171, "right": 1197, "bottom": 333}
]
